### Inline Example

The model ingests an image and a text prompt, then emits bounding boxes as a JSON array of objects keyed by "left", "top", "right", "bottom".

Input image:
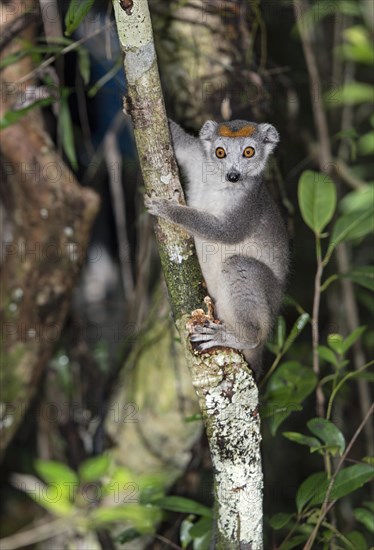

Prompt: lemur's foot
[{"left": 190, "top": 321, "right": 225, "bottom": 351}]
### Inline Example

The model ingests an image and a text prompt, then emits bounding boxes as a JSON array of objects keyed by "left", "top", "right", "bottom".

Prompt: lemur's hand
[
  {"left": 144, "top": 188, "right": 181, "bottom": 218},
  {"left": 144, "top": 194, "right": 168, "bottom": 217}
]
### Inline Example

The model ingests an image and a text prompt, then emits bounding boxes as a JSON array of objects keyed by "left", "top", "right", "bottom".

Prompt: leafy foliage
[{"left": 1, "top": 0, "right": 373, "bottom": 549}]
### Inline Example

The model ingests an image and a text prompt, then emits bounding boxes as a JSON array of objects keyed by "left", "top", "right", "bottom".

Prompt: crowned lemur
[{"left": 145, "top": 119, "right": 289, "bottom": 377}]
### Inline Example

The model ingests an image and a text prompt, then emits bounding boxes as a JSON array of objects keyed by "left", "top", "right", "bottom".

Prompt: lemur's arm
[{"left": 144, "top": 195, "right": 248, "bottom": 243}]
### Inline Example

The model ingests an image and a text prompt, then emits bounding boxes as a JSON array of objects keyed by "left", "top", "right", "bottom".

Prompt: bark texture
[
  {"left": 0, "top": 0, "right": 99, "bottom": 457},
  {"left": 112, "top": 1, "right": 263, "bottom": 547}
]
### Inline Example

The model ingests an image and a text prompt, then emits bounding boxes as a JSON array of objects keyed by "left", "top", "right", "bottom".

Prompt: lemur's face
[{"left": 199, "top": 120, "right": 279, "bottom": 182}]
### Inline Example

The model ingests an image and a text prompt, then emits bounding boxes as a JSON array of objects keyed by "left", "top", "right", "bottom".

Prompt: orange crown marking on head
[{"left": 218, "top": 124, "right": 256, "bottom": 137}]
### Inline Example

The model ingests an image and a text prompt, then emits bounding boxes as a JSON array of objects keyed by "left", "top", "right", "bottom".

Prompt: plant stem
[
  {"left": 259, "top": 352, "right": 282, "bottom": 387},
  {"left": 312, "top": 236, "right": 325, "bottom": 418},
  {"left": 0, "top": 518, "right": 69, "bottom": 550},
  {"left": 326, "top": 360, "right": 374, "bottom": 421}
]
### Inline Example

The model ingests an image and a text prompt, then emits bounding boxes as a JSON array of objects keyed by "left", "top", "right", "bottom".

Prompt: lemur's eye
[
  {"left": 243, "top": 146, "right": 255, "bottom": 158},
  {"left": 215, "top": 147, "right": 226, "bottom": 158}
]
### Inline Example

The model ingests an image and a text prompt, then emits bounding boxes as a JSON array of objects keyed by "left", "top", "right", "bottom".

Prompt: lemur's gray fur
[{"left": 145, "top": 119, "right": 289, "bottom": 376}]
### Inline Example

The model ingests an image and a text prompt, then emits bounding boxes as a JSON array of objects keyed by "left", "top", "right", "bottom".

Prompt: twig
[
  {"left": 303, "top": 403, "right": 374, "bottom": 550},
  {"left": 292, "top": 0, "right": 333, "bottom": 417},
  {"left": 15, "top": 20, "right": 114, "bottom": 84},
  {"left": 333, "top": 159, "right": 366, "bottom": 190},
  {"left": 285, "top": 0, "right": 331, "bottom": 420},
  {"left": 104, "top": 121, "right": 135, "bottom": 298},
  {"left": 326, "top": 360, "right": 374, "bottom": 421},
  {"left": 0, "top": 518, "right": 69, "bottom": 550},
  {"left": 334, "top": 45, "right": 373, "bottom": 457},
  {"left": 293, "top": 0, "right": 332, "bottom": 171},
  {"left": 76, "top": 64, "right": 95, "bottom": 156},
  {"left": 335, "top": 244, "right": 374, "bottom": 456},
  {"left": 154, "top": 534, "right": 184, "bottom": 550},
  {"left": 39, "top": 0, "right": 63, "bottom": 41}
]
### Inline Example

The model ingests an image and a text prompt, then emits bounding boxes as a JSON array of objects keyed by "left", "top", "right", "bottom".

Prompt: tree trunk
[
  {"left": 112, "top": 1, "right": 263, "bottom": 547},
  {"left": 0, "top": 0, "right": 99, "bottom": 458}
]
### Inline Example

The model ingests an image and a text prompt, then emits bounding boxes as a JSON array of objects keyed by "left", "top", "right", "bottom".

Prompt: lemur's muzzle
[{"left": 226, "top": 170, "right": 240, "bottom": 183}]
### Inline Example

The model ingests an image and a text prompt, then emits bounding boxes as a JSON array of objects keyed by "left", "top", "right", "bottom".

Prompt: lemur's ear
[
  {"left": 199, "top": 120, "right": 218, "bottom": 140},
  {"left": 258, "top": 123, "right": 279, "bottom": 146}
]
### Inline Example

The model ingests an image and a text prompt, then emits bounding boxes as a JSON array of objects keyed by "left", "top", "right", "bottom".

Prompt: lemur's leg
[{"left": 190, "top": 257, "right": 282, "bottom": 364}]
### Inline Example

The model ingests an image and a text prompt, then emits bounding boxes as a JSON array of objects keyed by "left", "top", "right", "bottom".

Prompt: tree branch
[{"left": 112, "top": 1, "right": 263, "bottom": 547}]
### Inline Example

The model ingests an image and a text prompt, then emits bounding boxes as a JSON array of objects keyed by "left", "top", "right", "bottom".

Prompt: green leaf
[
  {"left": 363, "top": 500, "right": 374, "bottom": 511},
  {"left": 354, "top": 507, "right": 374, "bottom": 533},
  {"left": 0, "top": 98, "right": 55, "bottom": 130},
  {"left": 292, "top": 1, "right": 360, "bottom": 37},
  {"left": 325, "top": 82, "right": 374, "bottom": 107},
  {"left": 342, "top": 326, "right": 367, "bottom": 353},
  {"left": 298, "top": 171, "right": 336, "bottom": 234},
  {"left": 269, "top": 513, "right": 293, "bottom": 530},
  {"left": 88, "top": 58, "right": 122, "bottom": 98},
  {"left": 330, "top": 209, "right": 373, "bottom": 248},
  {"left": 331, "top": 464, "right": 374, "bottom": 499},
  {"left": 153, "top": 496, "right": 212, "bottom": 518},
  {"left": 339, "top": 185, "right": 374, "bottom": 214},
  {"left": 137, "top": 472, "right": 167, "bottom": 493},
  {"left": 307, "top": 464, "right": 374, "bottom": 508},
  {"left": 358, "top": 131, "right": 374, "bottom": 155},
  {"left": 193, "top": 530, "right": 211, "bottom": 550},
  {"left": 35, "top": 459, "right": 78, "bottom": 486},
  {"left": 77, "top": 46, "right": 91, "bottom": 85},
  {"left": 345, "top": 531, "right": 368, "bottom": 550},
  {"left": 184, "top": 413, "right": 203, "bottom": 423},
  {"left": 264, "top": 361, "right": 317, "bottom": 435},
  {"left": 296, "top": 472, "right": 327, "bottom": 512},
  {"left": 342, "top": 266, "right": 374, "bottom": 292},
  {"left": 283, "top": 432, "right": 321, "bottom": 450},
  {"left": 307, "top": 418, "right": 346, "bottom": 456},
  {"left": 35, "top": 460, "right": 78, "bottom": 503},
  {"left": 340, "top": 25, "right": 374, "bottom": 65},
  {"left": 282, "top": 313, "right": 310, "bottom": 353},
  {"left": 14, "top": 474, "right": 73, "bottom": 517},
  {"left": 279, "top": 533, "right": 310, "bottom": 550},
  {"left": 0, "top": 50, "right": 27, "bottom": 69},
  {"left": 180, "top": 517, "right": 194, "bottom": 548},
  {"left": 318, "top": 345, "right": 338, "bottom": 366},
  {"left": 327, "top": 333, "right": 344, "bottom": 354},
  {"left": 78, "top": 455, "right": 111, "bottom": 483},
  {"left": 65, "top": 0, "right": 95, "bottom": 36},
  {"left": 0, "top": 42, "right": 69, "bottom": 69},
  {"left": 31, "top": 487, "right": 73, "bottom": 516},
  {"left": 59, "top": 91, "right": 78, "bottom": 169},
  {"left": 189, "top": 516, "right": 212, "bottom": 538},
  {"left": 115, "top": 528, "right": 142, "bottom": 544},
  {"left": 340, "top": 42, "right": 374, "bottom": 65},
  {"left": 92, "top": 504, "right": 161, "bottom": 531}
]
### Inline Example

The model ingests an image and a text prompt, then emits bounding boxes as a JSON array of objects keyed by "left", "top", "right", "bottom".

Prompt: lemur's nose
[{"left": 226, "top": 170, "right": 240, "bottom": 183}]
